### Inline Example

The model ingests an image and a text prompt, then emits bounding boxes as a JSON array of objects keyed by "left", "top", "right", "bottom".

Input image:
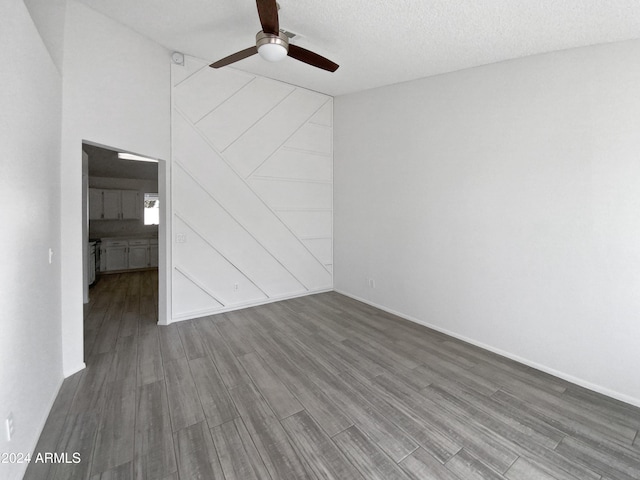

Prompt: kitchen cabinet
[
  {"left": 89, "top": 188, "right": 141, "bottom": 220},
  {"left": 149, "top": 239, "right": 159, "bottom": 267},
  {"left": 88, "top": 242, "right": 96, "bottom": 285},
  {"left": 102, "top": 190, "right": 121, "bottom": 219},
  {"left": 128, "top": 239, "right": 149, "bottom": 269},
  {"left": 89, "top": 189, "right": 103, "bottom": 220},
  {"left": 100, "top": 237, "right": 158, "bottom": 272},
  {"left": 103, "top": 239, "right": 129, "bottom": 271},
  {"left": 121, "top": 190, "right": 140, "bottom": 219}
]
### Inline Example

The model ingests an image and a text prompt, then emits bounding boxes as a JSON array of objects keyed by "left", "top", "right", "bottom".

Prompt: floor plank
[
  {"left": 228, "top": 381, "right": 313, "bottom": 479},
  {"left": 90, "top": 461, "right": 133, "bottom": 480},
  {"left": 118, "top": 295, "right": 139, "bottom": 338},
  {"left": 173, "top": 421, "right": 224, "bottom": 480},
  {"left": 193, "top": 319, "right": 250, "bottom": 388},
  {"left": 69, "top": 352, "right": 114, "bottom": 415},
  {"left": 444, "top": 449, "right": 507, "bottom": 480},
  {"left": 555, "top": 436, "right": 640, "bottom": 480},
  {"left": 164, "top": 357, "right": 205, "bottom": 432},
  {"left": 373, "top": 373, "right": 519, "bottom": 473},
  {"left": 211, "top": 418, "right": 272, "bottom": 480},
  {"left": 254, "top": 347, "right": 353, "bottom": 436},
  {"left": 188, "top": 356, "right": 237, "bottom": 427},
  {"left": 281, "top": 410, "right": 365, "bottom": 480},
  {"left": 134, "top": 413, "right": 177, "bottom": 480},
  {"left": 399, "top": 448, "right": 463, "bottom": 480},
  {"left": 238, "top": 351, "right": 304, "bottom": 420},
  {"left": 504, "top": 457, "right": 557, "bottom": 480},
  {"left": 157, "top": 324, "right": 186, "bottom": 362},
  {"left": 91, "top": 378, "right": 136, "bottom": 475},
  {"left": 111, "top": 335, "right": 137, "bottom": 383},
  {"left": 92, "top": 299, "right": 124, "bottom": 355},
  {"left": 332, "top": 425, "right": 411, "bottom": 480},
  {"left": 216, "top": 315, "right": 257, "bottom": 356},
  {"left": 340, "top": 370, "right": 460, "bottom": 463},
  {"left": 432, "top": 381, "right": 565, "bottom": 449},
  {"left": 23, "top": 413, "right": 70, "bottom": 480},
  {"left": 137, "top": 326, "right": 164, "bottom": 386},
  {"left": 136, "top": 380, "right": 169, "bottom": 429},
  {"left": 176, "top": 320, "right": 208, "bottom": 361},
  {"left": 49, "top": 412, "right": 99, "bottom": 480},
  {"left": 310, "top": 369, "right": 419, "bottom": 462},
  {"left": 263, "top": 334, "right": 418, "bottom": 462}
]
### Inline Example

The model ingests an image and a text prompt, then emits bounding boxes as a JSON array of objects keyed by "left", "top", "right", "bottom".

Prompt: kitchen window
[{"left": 144, "top": 193, "right": 160, "bottom": 225}]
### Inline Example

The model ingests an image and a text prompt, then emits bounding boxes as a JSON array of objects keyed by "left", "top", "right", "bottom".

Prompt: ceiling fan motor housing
[{"left": 256, "top": 31, "right": 289, "bottom": 61}]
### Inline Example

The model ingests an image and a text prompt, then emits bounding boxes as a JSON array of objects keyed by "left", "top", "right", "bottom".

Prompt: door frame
[{"left": 81, "top": 141, "right": 171, "bottom": 335}]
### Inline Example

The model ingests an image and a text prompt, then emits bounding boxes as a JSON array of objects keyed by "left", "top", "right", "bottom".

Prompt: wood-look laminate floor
[{"left": 25, "top": 271, "right": 640, "bottom": 480}]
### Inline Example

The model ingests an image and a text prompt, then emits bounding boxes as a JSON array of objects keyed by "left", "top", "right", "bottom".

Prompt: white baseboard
[
  {"left": 335, "top": 289, "right": 640, "bottom": 409},
  {"left": 168, "top": 288, "right": 334, "bottom": 324}
]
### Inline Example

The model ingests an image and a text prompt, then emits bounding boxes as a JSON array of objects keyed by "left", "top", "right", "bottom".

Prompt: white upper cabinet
[
  {"left": 102, "top": 190, "right": 121, "bottom": 219},
  {"left": 89, "top": 188, "right": 141, "bottom": 220},
  {"left": 121, "top": 190, "right": 140, "bottom": 219},
  {"left": 88, "top": 189, "right": 103, "bottom": 220}
]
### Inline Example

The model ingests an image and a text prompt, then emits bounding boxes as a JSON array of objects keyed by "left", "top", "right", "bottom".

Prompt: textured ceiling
[{"left": 76, "top": 0, "right": 640, "bottom": 96}]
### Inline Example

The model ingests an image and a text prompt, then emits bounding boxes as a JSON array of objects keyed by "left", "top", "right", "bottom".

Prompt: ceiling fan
[{"left": 209, "top": 0, "right": 339, "bottom": 72}]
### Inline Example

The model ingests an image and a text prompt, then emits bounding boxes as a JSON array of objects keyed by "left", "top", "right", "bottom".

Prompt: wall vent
[{"left": 279, "top": 29, "right": 298, "bottom": 39}]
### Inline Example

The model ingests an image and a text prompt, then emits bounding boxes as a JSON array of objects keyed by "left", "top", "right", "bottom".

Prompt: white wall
[
  {"left": 170, "top": 57, "right": 333, "bottom": 320},
  {"left": 334, "top": 39, "right": 640, "bottom": 406},
  {"left": 0, "top": 1, "right": 63, "bottom": 478},
  {"left": 23, "top": 0, "right": 66, "bottom": 72},
  {"left": 60, "top": 0, "right": 171, "bottom": 374}
]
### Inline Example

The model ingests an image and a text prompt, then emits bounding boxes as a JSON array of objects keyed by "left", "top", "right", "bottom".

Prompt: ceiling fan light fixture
[
  {"left": 209, "top": 0, "right": 338, "bottom": 72},
  {"left": 258, "top": 43, "right": 287, "bottom": 62},
  {"left": 256, "top": 31, "right": 289, "bottom": 62}
]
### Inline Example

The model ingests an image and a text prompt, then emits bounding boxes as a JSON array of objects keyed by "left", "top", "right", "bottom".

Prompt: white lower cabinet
[
  {"left": 101, "top": 237, "right": 157, "bottom": 272},
  {"left": 128, "top": 239, "right": 150, "bottom": 269},
  {"left": 89, "top": 243, "right": 96, "bottom": 285},
  {"left": 149, "top": 240, "right": 159, "bottom": 267},
  {"left": 103, "top": 242, "right": 129, "bottom": 271}
]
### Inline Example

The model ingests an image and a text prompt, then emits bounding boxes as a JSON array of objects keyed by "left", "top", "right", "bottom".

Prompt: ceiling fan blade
[
  {"left": 287, "top": 44, "right": 339, "bottom": 72},
  {"left": 256, "top": 0, "right": 279, "bottom": 34},
  {"left": 210, "top": 46, "right": 258, "bottom": 68}
]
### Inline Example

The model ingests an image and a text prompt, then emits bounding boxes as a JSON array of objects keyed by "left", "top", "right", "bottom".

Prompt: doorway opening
[{"left": 81, "top": 142, "right": 166, "bottom": 358}]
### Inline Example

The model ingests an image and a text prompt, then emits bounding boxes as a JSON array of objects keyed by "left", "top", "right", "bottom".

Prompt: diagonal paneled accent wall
[{"left": 170, "top": 56, "right": 333, "bottom": 320}]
